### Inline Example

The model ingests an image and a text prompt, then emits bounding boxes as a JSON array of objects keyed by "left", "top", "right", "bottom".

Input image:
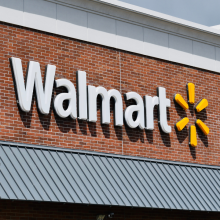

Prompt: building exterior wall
[
  {"left": 1, "top": 0, "right": 220, "bottom": 73},
  {"left": 0, "top": 22, "right": 219, "bottom": 166},
  {"left": 0, "top": 1, "right": 220, "bottom": 219}
]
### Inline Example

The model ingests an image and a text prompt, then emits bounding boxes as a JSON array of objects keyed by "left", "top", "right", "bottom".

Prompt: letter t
[{"left": 158, "top": 87, "right": 171, "bottom": 133}]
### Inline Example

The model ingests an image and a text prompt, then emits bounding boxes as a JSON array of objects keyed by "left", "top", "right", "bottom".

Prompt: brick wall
[
  {"left": 0, "top": 22, "right": 219, "bottom": 165},
  {"left": 0, "top": 200, "right": 219, "bottom": 220}
]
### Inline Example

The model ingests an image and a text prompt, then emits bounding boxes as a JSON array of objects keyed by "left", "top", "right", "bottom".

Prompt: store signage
[
  {"left": 11, "top": 57, "right": 210, "bottom": 146},
  {"left": 11, "top": 57, "right": 171, "bottom": 133},
  {"left": 174, "top": 83, "right": 209, "bottom": 147}
]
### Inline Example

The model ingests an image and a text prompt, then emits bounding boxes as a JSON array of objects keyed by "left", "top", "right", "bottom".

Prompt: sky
[{"left": 119, "top": 0, "right": 220, "bottom": 27}]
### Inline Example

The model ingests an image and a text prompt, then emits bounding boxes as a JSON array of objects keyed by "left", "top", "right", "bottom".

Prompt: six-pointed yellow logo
[{"left": 174, "top": 83, "right": 209, "bottom": 147}]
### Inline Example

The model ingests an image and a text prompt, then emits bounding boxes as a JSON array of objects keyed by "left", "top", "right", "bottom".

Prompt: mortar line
[{"left": 119, "top": 51, "right": 123, "bottom": 155}]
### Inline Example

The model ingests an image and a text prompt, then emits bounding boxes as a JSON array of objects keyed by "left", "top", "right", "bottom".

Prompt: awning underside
[{"left": 0, "top": 142, "right": 219, "bottom": 212}]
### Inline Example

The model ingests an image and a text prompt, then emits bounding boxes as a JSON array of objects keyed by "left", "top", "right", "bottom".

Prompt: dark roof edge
[
  {"left": 0, "top": 198, "right": 219, "bottom": 212},
  {"left": 1, "top": 140, "right": 219, "bottom": 170}
]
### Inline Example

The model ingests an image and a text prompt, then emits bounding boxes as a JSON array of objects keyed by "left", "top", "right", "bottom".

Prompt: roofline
[
  {"left": 1, "top": 140, "right": 219, "bottom": 169},
  {"left": 92, "top": 0, "right": 220, "bottom": 37}
]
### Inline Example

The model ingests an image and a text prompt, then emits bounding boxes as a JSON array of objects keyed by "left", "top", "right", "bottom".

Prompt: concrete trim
[{"left": 93, "top": 0, "right": 220, "bottom": 37}]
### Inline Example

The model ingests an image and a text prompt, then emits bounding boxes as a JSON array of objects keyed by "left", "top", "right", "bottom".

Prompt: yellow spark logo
[{"left": 174, "top": 83, "right": 209, "bottom": 147}]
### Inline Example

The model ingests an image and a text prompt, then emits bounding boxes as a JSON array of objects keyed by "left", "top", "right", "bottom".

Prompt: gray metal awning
[{"left": 0, "top": 141, "right": 219, "bottom": 212}]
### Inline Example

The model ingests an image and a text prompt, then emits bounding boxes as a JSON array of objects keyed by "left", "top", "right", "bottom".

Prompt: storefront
[{"left": 0, "top": 0, "right": 219, "bottom": 219}]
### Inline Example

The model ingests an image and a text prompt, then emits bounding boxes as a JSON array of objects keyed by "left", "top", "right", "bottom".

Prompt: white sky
[{"left": 119, "top": 0, "right": 220, "bottom": 26}]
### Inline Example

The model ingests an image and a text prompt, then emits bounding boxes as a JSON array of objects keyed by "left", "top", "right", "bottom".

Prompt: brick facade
[{"left": 0, "top": 22, "right": 219, "bottom": 166}]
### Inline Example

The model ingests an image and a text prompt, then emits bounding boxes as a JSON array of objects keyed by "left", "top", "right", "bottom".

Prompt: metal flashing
[{"left": 0, "top": 141, "right": 219, "bottom": 211}]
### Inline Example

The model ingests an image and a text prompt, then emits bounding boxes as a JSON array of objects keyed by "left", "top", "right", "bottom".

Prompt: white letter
[
  {"left": 158, "top": 87, "right": 171, "bottom": 133},
  {"left": 124, "top": 92, "right": 144, "bottom": 129},
  {"left": 108, "top": 89, "right": 123, "bottom": 126},
  {"left": 145, "top": 96, "right": 159, "bottom": 130},
  {"left": 54, "top": 79, "right": 76, "bottom": 119},
  {"left": 88, "top": 86, "right": 123, "bottom": 126},
  {"left": 77, "top": 71, "right": 87, "bottom": 120},
  {"left": 88, "top": 85, "right": 97, "bottom": 122},
  {"left": 11, "top": 57, "right": 56, "bottom": 114}
]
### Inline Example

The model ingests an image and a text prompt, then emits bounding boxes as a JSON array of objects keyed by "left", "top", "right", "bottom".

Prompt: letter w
[{"left": 11, "top": 57, "right": 56, "bottom": 114}]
